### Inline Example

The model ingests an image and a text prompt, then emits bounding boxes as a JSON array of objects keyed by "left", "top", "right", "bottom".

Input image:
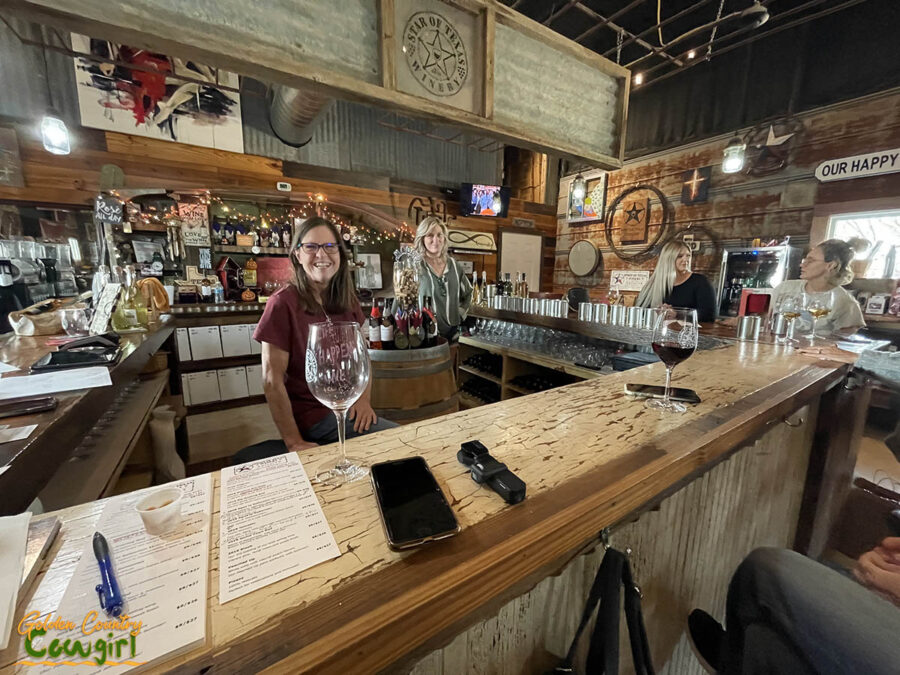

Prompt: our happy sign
[{"left": 815, "top": 148, "right": 900, "bottom": 183}]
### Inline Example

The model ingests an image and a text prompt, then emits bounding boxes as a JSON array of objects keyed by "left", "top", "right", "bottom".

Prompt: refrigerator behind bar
[{"left": 716, "top": 245, "right": 801, "bottom": 318}]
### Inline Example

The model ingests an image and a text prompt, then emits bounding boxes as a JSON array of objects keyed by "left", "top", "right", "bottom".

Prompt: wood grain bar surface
[
  {"left": 0, "top": 321, "right": 174, "bottom": 514},
  {"left": 0, "top": 342, "right": 850, "bottom": 673}
]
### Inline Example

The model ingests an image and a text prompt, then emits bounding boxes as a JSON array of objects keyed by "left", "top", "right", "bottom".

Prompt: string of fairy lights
[{"left": 110, "top": 189, "right": 415, "bottom": 247}]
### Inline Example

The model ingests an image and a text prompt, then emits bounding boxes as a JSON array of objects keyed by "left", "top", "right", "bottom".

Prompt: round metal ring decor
[
  {"left": 604, "top": 184, "right": 673, "bottom": 263},
  {"left": 568, "top": 239, "right": 601, "bottom": 277}
]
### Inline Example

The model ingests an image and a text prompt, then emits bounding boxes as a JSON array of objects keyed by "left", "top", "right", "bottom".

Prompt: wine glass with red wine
[{"left": 648, "top": 307, "right": 698, "bottom": 413}]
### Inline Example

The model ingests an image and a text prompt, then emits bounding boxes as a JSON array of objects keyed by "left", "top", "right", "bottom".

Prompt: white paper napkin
[{"left": 0, "top": 512, "right": 31, "bottom": 650}]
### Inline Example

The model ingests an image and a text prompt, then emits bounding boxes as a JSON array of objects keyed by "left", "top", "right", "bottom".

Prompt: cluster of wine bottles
[
  {"left": 367, "top": 297, "right": 439, "bottom": 350},
  {"left": 460, "top": 378, "right": 500, "bottom": 404},
  {"left": 508, "top": 373, "right": 571, "bottom": 393},
  {"left": 471, "top": 270, "right": 529, "bottom": 305},
  {"left": 462, "top": 353, "right": 502, "bottom": 377}
]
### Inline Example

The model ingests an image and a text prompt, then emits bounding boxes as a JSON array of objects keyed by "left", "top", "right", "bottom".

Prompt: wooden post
[
  {"left": 794, "top": 372, "right": 871, "bottom": 557},
  {"left": 483, "top": 7, "right": 495, "bottom": 119},
  {"left": 379, "top": 0, "right": 397, "bottom": 91}
]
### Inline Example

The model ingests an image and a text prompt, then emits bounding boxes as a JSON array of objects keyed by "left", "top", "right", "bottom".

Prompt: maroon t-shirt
[{"left": 253, "top": 285, "right": 365, "bottom": 433}]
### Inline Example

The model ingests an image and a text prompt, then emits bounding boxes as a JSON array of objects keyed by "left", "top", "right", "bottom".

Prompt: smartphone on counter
[
  {"left": 624, "top": 383, "right": 701, "bottom": 404},
  {"left": 371, "top": 456, "right": 460, "bottom": 551},
  {"left": 0, "top": 396, "right": 58, "bottom": 419}
]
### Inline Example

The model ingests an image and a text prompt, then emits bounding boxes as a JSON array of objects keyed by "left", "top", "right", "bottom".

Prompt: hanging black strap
[{"left": 551, "top": 547, "right": 655, "bottom": 675}]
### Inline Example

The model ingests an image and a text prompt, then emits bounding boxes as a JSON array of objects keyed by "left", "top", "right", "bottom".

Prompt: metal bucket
[
  {"left": 594, "top": 303, "right": 609, "bottom": 323},
  {"left": 626, "top": 306, "right": 644, "bottom": 328},
  {"left": 737, "top": 315, "right": 762, "bottom": 341},
  {"left": 609, "top": 304, "right": 626, "bottom": 326},
  {"left": 578, "top": 302, "right": 593, "bottom": 321}
]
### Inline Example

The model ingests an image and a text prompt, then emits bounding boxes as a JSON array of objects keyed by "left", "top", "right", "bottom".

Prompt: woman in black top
[{"left": 635, "top": 241, "right": 717, "bottom": 322}]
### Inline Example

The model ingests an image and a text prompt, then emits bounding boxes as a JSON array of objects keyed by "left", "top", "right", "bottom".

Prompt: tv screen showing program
[{"left": 460, "top": 183, "right": 510, "bottom": 218}]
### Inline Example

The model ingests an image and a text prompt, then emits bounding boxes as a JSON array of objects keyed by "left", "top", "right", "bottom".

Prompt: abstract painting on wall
[{"left": 71, "top": 34, "right": 243, "bottom": 153}]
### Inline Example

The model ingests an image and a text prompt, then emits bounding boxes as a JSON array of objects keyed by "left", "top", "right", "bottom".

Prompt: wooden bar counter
[
  {"left": 0, "top": 340, "right": 862, "bottom": 674},
  {"left": 0, "top": 322, "right": 174, "bottom": 515}
]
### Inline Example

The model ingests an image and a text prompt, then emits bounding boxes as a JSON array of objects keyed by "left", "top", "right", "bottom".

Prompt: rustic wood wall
[
  {"left": 0, "top": 123, "right": 557, "bottom": 289},
  {"left": 409, "top": 402, "right": 817, "bottom": 675},
  {"left": 553, "top": 89, "right": 900, "bottom": 298}
]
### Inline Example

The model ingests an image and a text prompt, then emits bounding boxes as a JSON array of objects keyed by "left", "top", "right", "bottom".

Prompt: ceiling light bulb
[
  {"left": 41, "top": 114, "right": 70, "bottom": 155},
  {"left": 633, "top": 72, "right": 644, "bottom": 86},
  {"left": 722, "top": 136, "right": 746, "bottom": 174},
  {"left": 687, "top": 50, "right": 696, "bottom": 60}
]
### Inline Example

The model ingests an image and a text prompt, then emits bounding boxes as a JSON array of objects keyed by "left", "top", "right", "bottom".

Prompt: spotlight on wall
[
  {"left": 40, "top": 112, "right": 70, "bottom": 155},
  {"left": 571, "top": 174, "right": 586, "bottom": 200},
  {"left": 722, "top": 135, "right": 746, "bottom": 174},
  {"left": 633, "top": 72, "right": 644, "bottom": 86}
]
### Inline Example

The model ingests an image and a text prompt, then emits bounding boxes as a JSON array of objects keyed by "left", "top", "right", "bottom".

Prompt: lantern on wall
[
  {"left": 722, "top": 136, "right": 746, "bottom": 174},
  {"left": 571, "top": 173, "right": 587, "bottom": 200},
  {"left": 41, "top": 112, "right": 70, "bottom": 155}
]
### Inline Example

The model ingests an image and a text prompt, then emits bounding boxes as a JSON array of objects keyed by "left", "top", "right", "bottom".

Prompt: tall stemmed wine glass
[
  {"left": 306, "top": 321, "right": 371, "bottom": 485},
  {"left": 775, "top": 294, "right": 802, "bottom": 346},
  {"left": 648, "top": 307, "right": 698, "bottom": 413},
  {"left": 802, "top": 289, "right": 834, "bottom": 345}
]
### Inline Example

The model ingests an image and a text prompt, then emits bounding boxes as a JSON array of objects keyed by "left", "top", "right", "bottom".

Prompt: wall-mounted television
[{"left": 460, "top": 183, "right": 510, "bottom": 218}]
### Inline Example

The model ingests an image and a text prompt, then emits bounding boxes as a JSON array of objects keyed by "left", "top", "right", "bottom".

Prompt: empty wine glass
[
  {"left": 802, "top": 289, "right": 834, "bottom": 344},
  {"left": 648, "top": 307, "right": 698, "bottom": 413},
  {"left": 305, "top": 322, "right": 371, "bottom": 485},
  {"left": 61, "top": 308, "right": 92, "bottom": 336}
]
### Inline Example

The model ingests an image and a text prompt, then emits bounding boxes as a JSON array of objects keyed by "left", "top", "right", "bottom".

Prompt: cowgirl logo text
[{"left": 15, "top": 611, "right": 144, "bottom": 667}]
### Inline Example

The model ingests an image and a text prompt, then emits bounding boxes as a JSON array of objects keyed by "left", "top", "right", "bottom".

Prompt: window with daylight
[{"left": 828, "top": 210, "right": 900, "bottom": 279}]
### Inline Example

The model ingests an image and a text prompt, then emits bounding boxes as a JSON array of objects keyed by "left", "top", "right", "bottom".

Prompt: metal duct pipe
[{"left": 268, "top": 84, "right": 334, "bottom": 148}]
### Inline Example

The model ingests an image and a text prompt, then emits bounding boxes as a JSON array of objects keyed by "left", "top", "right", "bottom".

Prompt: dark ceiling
[{"left": 503, "top": 0, "right": 900, "bottom": 158}]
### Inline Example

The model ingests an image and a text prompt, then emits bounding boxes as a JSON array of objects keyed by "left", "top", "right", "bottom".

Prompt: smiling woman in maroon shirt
[{"left": 234, "top": 217, "right": 395, "bottom": 463}]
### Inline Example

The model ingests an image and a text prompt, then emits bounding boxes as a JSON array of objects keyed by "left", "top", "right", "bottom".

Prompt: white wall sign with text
[
  {"left": 815, "top": 148, "right": 900, "bottom": 182},
  {"left": 609, "top": 270, "right": 650, "bottom": 292}
]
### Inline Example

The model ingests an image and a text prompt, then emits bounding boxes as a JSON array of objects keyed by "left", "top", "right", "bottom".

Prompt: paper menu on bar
[
  {"left": 14, "top": 475, "right": 212, "bottom": 674},
  {"left": 0, "top": 367, "right": 112, "bottom": 400},
  {"left": 219, "top": 454, "right": 340, "bottom": 604}
]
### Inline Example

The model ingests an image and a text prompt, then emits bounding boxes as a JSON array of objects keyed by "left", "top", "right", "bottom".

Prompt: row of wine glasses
[{"left": 774, "top": 289, "right": 834, "bottom": 346}]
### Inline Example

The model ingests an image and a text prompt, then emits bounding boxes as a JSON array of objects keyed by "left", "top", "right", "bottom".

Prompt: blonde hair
[
  {"left": 635, "top": 241, "right": 691, "bottom": 309},
  {"left": 817, "top": 238, "right": 867, "bottom": 286},
  {"left": 414, "top": 216, "right": 448, "bottom": 261}
]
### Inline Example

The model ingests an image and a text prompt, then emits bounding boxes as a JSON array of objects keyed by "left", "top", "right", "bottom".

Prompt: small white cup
[{"left": 135, "top": 487, "right": 184, "bottom": 535}]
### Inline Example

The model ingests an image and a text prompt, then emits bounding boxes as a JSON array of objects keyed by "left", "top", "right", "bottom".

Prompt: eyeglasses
[{"left": 298, "top": 242, "right": 340, "bottom": 255}]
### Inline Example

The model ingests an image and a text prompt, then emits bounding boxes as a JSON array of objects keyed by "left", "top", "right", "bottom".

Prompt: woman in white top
[{"left": 771, "top": 238, "right": 866, "bottom": 337}]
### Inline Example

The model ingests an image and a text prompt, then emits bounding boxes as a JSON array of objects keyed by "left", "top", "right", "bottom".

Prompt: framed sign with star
[
  {"left": 681, "top": 166, "right": 711, "bottom": 205},
  {"left": 394, "top": 0, "right": 483, "bottom": 114},
  {"left": 743, "top": 118, "right": 804, "bottom": 176}
]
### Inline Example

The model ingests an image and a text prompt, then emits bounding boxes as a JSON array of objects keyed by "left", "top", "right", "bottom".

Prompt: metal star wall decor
[{"left": 743, "top": 118, "right": 804, "bottom": 176}]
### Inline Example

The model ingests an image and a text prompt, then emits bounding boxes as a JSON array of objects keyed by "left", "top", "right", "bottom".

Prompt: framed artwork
[
  {"left": 71, "top": 34, "right": 243, "bottom": 152},
  {"left": 681, "top": 167, "right": 711, "bottom": 205},
  {"left": 567, "top": 174, "right": 608, "bottom": 224},
  {"left": 0, "top": 127, "right": 24, "bottom": 188},
  {"left": 356, "top": 253, "right": 383, "bottom": 289}
]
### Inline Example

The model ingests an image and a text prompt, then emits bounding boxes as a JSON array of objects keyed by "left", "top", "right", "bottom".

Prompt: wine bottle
[
  {"left": 368, "top": 302, "right": 382, "bottom": 349},
  {"left": 380, "top": 301, "right": 394, "bottom": 350},
  {"left": 394, "top": 306, "right": 409, "bottom": 350},
  {"left": 422, "top": 295, "right": 438, "bottom": 347}
]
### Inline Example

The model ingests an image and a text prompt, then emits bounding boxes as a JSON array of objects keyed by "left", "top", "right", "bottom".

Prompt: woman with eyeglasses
[
  {"left": 413, "top": 216, "right": 473, "bottom": 342},
  {"left": 235, "top": 217, "right": 396, "bottom": 463},
  {"left": 770, "top": 238, "right": 866, "bottom": 337}
]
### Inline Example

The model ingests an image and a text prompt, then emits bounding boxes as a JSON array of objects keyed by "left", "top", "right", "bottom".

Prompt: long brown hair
[{"left": 289, "top": 217, "right": 356, "bottom": 313}]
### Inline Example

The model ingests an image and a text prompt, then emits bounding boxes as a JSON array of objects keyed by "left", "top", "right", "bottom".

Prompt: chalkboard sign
[{"left": 94, "top": 195, "right": 124, "bottom": 224}]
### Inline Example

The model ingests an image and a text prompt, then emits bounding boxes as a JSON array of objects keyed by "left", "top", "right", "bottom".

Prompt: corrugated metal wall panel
[
  {"left": 0, "top": 18, "right": 79, "bottom": 127},
  {"left": 493, "top": 23, "right": 621, "bottom": 159},
  {"left": 0, "top": 17, "right": 500, "bottom": 188}
]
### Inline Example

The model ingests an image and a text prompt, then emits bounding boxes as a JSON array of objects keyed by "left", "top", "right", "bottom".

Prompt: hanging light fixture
[
  {"left": 41, "top": 112, "right": 70, "bottom": 155},
  {"left": 722, "top": 135, "right": 746, "bottom": 174},
  {"left": 38, "top": 43, "right": 70, "bottom": 155},
  {"left": 571, "top": 173, "right": 587, "bottom": 200}
]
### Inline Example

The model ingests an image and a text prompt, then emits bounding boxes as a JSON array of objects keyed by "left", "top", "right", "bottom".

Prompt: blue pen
[{"left": 93, "top": 532, "right": 124, "bottom": 617}]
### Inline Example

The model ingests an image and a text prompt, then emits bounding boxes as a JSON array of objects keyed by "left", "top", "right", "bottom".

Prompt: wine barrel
[{"left": 370, "top": 339, "right": 458, "bottom": 424}]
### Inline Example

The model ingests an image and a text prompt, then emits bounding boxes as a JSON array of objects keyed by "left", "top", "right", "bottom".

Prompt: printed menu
[
  {"left": 10, "top": 475, "right": 212, "bottom": 674},
  {"left": 218, "top": 454, "right": 340, "bottom": 603}
]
